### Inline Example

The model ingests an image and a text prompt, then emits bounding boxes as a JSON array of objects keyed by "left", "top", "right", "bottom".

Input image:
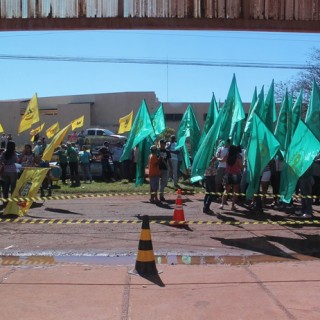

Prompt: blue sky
[{"left": 1, "top": 30, "right": 319, "bottom": 103}]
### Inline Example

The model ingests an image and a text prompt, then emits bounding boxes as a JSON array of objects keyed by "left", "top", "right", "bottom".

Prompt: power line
[{"left": 0, "top": 54, "right": 310, "bottom": 70}]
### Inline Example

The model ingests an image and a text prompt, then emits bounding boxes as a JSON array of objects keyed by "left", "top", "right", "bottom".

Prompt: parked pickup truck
[{"left": 83, "top": 128, "right": 126, "bottom": 150}]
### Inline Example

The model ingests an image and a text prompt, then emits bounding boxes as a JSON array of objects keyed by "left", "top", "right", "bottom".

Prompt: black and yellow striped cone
[{"left": 129, "top": 215, "right": 161, "bottom": 276}]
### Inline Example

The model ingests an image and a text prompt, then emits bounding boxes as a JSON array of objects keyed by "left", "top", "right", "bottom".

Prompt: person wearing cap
[
  {"left": 158, "top": 139, "right": 171, "bottom": 201},
  {"left": 148, "top": 145, "right": 160, "bottom": 203},
  {"left": 167, "top": 135, "right": 180, "bottom": 188}
]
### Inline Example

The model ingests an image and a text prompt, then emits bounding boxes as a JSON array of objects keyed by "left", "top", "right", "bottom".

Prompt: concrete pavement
[
  {"left": 1, "top": 192, "right": 320, "bottom": 319},
  {"left": 1, "top": 259, "right": 320, "bottom": 320}
]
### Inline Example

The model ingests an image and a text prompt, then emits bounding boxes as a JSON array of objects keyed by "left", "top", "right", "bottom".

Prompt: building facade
[{"left": 0, "top": 91, "right": 220, "bottom": 147}]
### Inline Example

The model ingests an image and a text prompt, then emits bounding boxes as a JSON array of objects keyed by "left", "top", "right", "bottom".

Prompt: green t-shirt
[
  {"left": 57, "top": 149, "right": 68, "bottom": 164},
  {"left": 67, "top": 146, "right": 78, "bottom": 163}
]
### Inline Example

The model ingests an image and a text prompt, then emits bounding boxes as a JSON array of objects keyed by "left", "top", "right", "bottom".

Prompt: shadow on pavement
[
  {"left": 135, "top": 214, "right": 193, "bottom": 232},
  {"left": 45, "top": 208, "right": 83, "bottom": 215},
  {"left": 266, "top": 234, "right": 320, "bottom": 258},
  {"left": 211, "top": 233, "right": 320, "bottom": 259},
  {"left": 138, "top": 274, "right": 165, "bottom": 287},
  {"left": 211, "top": 235, "right": 296, "bottom": 259}
]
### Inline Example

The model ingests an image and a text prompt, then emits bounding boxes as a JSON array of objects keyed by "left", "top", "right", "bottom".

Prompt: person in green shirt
[{"left": 67, "top": 142, "right": 80, "bottom": 186}]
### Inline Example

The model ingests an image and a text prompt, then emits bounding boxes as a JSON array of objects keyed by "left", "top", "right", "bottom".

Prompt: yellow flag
[
  {"left": 118, "top": 111, "right": 133, "bottom": 134},
  {"left": 18, "top": 93, "right": 40, "bottom": 134},
  {"left": 0, "top": 123, "right": 4, "bottom": 133},
  {"left": 71, "top": 115, "right": 84, "bottom": 131},
  {"left": 42, "top": 124, "right": 71, "bottom": 162},
  {"left": 30, "top": 123, "right": 45, "bottom": 136},
  {"left": 4, "top": 168, "right": 50, "bottom": 217},
  {"left": 46, "top": 122, "right": 60, "bottom": 139}
]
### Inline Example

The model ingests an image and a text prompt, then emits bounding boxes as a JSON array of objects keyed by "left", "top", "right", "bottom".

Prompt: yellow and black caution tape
[
  {"left": 0, "top": 191, "right": 319, "bottom": 203},
  {"left": 0, "top": 218, "right": 319, "bottom": 225},
  {"left": 0, "top": 257, "right": 56, "bottom": 266}
]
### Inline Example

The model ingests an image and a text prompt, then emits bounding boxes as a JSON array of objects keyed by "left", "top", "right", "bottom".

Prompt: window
[
  {"left": 165, "top": 113, "right": 183, "bottom": 122},
  {"left": 20, "top": 108, "right": 58, "bottom": 116}
]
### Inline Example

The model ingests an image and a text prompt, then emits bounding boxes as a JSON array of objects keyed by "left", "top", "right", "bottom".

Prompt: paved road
[{"left": 0, "top": 193, "right": 319, "bottom": 260}]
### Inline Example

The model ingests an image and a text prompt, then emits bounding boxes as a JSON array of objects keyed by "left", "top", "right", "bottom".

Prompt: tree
[{"left": 275, "top": 47, "right": 320, "bottom": 103}]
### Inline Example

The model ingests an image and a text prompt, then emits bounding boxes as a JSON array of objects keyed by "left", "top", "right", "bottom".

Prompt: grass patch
[{"left": 51, "top": 179, "right": 203, "bottom": 195}]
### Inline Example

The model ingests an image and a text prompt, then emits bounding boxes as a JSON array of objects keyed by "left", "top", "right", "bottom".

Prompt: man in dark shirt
[
  {"left": 98, "top": 141, "right": 114, "bottom": 182},
  {"left": 158, "top": 139, "right": 171, "bottom": 201}
]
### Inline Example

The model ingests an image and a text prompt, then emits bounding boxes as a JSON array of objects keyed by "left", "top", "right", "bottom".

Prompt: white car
[{"left": 83, "top": 128, "right": 126, "bottom": 150}]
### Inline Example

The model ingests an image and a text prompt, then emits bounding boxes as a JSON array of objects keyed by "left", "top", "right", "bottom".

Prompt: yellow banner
[
  {"left": 42, "top": 124, "right": 71, "bottom": 162},
  {"left": 46, "top": 122, "right": 60, "bottom": 139},
  {"left": 71, "top": 115, "right": 84, "bottom": 131},
  {"left": 4, "top": 168, "right": 50, "bottom": 217},
  {"left": 18, "top": 93, "right": 40, "bottom": 134},
  {"left": 0, "top": 123, "right": 4, "bottom": 133},
  {"left": 118, "top": 111, "right": 133, "bottom": 134},
  {"left": 30, "top": 123, "right": 45, "bottom": 136}
]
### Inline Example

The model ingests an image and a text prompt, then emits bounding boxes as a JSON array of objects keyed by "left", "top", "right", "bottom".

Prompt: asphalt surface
[{"left": 0, "top": 191, "right": 319, "bottom": 259}]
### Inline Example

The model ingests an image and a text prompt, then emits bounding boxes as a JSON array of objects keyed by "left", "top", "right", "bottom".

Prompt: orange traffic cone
[
  {"left": 129, "top": 215, "right": 161, "bottom": 276},
  {"left": 173, "top": 189, "right": 185, "bottom": 223}
]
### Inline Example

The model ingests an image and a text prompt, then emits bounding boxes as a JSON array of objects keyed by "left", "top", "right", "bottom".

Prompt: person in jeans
[
  {"left": 0, "top": 140, "right": 18, "bottom": 201},
  {"left": 79, "top": 145, "right": 92, "bottom": 183}
]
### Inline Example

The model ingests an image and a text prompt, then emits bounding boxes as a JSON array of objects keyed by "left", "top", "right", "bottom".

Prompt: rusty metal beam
[{"left": 0, "top": 17, "right": 320, "bottom": 33}]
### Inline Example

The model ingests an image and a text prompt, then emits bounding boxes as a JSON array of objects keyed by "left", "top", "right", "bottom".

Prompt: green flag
[
  {"left": 134, "top": 103, "right": 166, "bottom": 185},
  {"left": 191, "top": 110, "right": 224, "bottom": 183},
  {"left": 199, "top": 93, "right": 219, "bottom": 147},
  {"left": 246, "top": 114, "right": 280, "bottom": 199},
  {"left": 150, "top": 103, "right": 166, "bottom": 141},
  {"left": 248, "top": 86, "right": 258, "bottom": 117},
  {"left": 280, "top": 120, "right": 320, "bottom": 203},
  {"left": 120, "top": 99, "right": 155, "bottom": 161},
  {"left": 176, "top": 104, "right": 201, "bottom": 168},
  {"left": 305, "top": 79, "right": 320, "bottom": 141},
  {"left": 274, "top": 90, "right": 290, "bottom": 151},
  {"left": 233, "top": 118, "right": 244, "bottom": 146},
  {"left": 291, "top": 90, "right": 302, "bottom": 138},
  {"left": 241, "top": 86, "right": 264, "bottom": 148},
  {"left": 135, "top": 136, "right": 153, "bottom": 186},
  {"left": 260, "top": 80, "right": 277, "bottom": 132},
  {"left": 219, "top": 74, "right": 245, "bottom": 143}
]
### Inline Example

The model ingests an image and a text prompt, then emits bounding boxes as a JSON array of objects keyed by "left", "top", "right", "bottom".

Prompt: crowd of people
[
  {"left": 0, "top": 130, "right": 319, "bottom": 219},
  {"left": 200, "top": 139, "right": 320, "bottom": 219},
  {"left": 0, "top": 130, "right": 161, "bottom": 200}
]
